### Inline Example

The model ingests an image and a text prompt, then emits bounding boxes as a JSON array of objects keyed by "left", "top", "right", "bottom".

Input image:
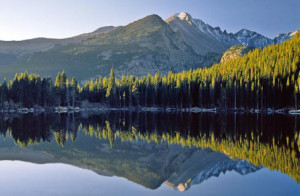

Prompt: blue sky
[{"left": 0, "top": 0, "right": 299, "bottom": 40}]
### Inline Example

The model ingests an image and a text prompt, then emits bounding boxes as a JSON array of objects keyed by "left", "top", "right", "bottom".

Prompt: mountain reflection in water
[{"left": 0, "top": 112, "right": 299, "bottom": 192}]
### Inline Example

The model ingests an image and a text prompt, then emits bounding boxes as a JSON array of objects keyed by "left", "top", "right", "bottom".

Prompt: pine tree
[
  {"left": 70, "top": 77, "right": 78, "bottom": 107},
  {"left": 106, "top": 68, "right": 116, "bottom": 106}
]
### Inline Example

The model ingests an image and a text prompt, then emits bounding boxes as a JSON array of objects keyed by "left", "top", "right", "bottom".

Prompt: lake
[{"left": 0, "top": 112, "right": 299, "bottom": 195}]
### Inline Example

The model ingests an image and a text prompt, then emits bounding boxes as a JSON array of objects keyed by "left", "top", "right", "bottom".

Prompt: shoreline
[{"left": 0, "top": 106, "right": 299, "bottom": 115}]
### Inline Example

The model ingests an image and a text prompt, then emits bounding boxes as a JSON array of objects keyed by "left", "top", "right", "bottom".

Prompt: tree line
[{"left": 0, "top": 32, "right": 299, "bottom": 109}]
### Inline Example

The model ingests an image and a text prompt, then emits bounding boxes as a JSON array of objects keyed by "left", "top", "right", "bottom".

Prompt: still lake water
[{"left": 0, "top": 112, "right": 299, "bottom": 195}]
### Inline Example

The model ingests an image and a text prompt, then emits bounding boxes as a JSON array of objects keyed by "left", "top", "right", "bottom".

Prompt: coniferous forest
[{"left": 0, "top": 33, "right": 299, "bottom": 110}]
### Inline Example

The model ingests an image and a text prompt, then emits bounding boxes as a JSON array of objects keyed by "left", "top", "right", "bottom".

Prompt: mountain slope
[
  {"left": 166, "top": 12, "right": 241, "bottom": 50},
  {"left": 165, "top": 159, "right": 259, "bottom": 191},
  {"left": 274, "top": 30, "right": 299, "bottom": 44},
  {"left": 0, "top": 26, "right": 117, "bottom": 66},
  {"left": 0, "top": 12, "right": 298, "bottom": 82},
  {"left": 0, "top": 134, "right": 259, "bottom": 191},
  {"left": 220, "top": 45, "right": 254, "bottom": 63},
  {"left": 167, "top": 12, "right": 299, "bottom": 49},
  {"left": 234, "top": 29, "right": 273, "bottom": 48},
  {"left": 1, "top": 15, "right": 209, "bottom": 81},
  {"left": 165, "top": 13, "right": 228, "bottom": 54},
  {"left": 0, "top": 25, "right": 117, "bottom": 55}
]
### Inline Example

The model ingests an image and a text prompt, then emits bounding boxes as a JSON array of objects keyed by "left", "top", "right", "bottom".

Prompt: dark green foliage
[
  {"left": 54, "top": 71, "right": 68, "bottom": 106},
  {"left": 0, "top": 34, "right": 299, "bottom": 109},
  {"left": 79, "top": 34, "right": 300, "bottom": 109}
]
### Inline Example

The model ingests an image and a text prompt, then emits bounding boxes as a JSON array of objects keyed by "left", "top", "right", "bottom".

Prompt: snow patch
[
  {"left": 174, "top": 12, "right": 192, "bottom": 21},
  {"left": 169, "top": 12, "right": 297, "bottom": 48}
]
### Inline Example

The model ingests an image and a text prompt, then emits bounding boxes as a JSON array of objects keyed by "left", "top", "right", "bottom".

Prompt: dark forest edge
[{"left": 0, "top": 33, "right": 299, "bottom": 114}]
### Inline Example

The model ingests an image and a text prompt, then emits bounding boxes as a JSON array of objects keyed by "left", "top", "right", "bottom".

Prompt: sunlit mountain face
[
  {"left": 0, "top": 112, "right": 299, "bottom": 193},
  {"left": 0, "top": 12, "right": 297, "bottom": 82}
]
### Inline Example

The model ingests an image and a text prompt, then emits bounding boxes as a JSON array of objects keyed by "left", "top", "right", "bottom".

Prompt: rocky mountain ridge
[
  {"left": 0, "top": 12, "right": 297, "bottom": 81},
  {"left": 220, "top": 45, "right": 254, "bottom": 63},
  {"left": 164, "top": 152, "right": 259, "bottom": 191},
  {"left": 170, "top": 12, "right": 297, "bottom": 48}
]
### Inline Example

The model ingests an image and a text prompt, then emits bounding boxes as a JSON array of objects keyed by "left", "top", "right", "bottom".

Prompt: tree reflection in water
[{"left": 0, "top": 112, "right": 299, "bottom": 189}]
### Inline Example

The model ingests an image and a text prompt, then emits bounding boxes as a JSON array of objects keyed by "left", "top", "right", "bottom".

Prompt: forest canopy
[{"left": 0, "top": 33, "right": 299, "bottom": 109}]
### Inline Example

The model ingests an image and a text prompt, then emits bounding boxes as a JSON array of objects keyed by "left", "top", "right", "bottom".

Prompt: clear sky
[{"left": 0, "top": 0, "right": 299, "bottom": 40}]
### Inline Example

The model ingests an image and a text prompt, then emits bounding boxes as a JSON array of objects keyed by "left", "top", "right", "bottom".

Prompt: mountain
[
  {"left": 92, "top": 26, "right": 117, "bottom": 33},
  {"left": 220, "top": 45, "right": 254, "bottom": 63},
  {"left": 274, "top": 30, "right": 299, "bottom": 44},
  {"left": 165, "top": 159, "right": 259, "bottom": 191},
  {"left": 234, "top": 29, "right": 273, "bottom": 48},
  {"left": 165, "top": 13, "right": 229, "bottom": 54},
  {"left": 167, "top": 13, "right": 298, "bottom": 49},
  {"left": 0, "top": 12, "right": 298, "bottom": 82},
  {"left": 0, "top": 133, "right": 259, "bottom": 191},
  {"left": 0, "top": 26, "right": 117, "bottom": 55},
  {"left": 166, "top": 12, "right": 239, "bottom": 52},
  {"left": 0, "top": 14, "right": 206, "bottom": 81},
  {"left": 0, "top": 26, "right": 117, "bottom": 66}
]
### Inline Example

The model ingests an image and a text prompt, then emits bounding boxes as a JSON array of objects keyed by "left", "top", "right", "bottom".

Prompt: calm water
[{"left": 0, "top": 112, "right": 299, "bottom": 195}]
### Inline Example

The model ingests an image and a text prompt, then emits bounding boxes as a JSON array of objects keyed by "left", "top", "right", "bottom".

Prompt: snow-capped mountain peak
[
  {"left": 169, "top": 12, "right": 239, "bottom": 48},
  {"left": 174, "top": 12, "right": 193, "bottom": 21},
  {"left": 167, "top": 12, "right": 297, "bottom": 50},
  {"left": 191, "top": 160, "right": 260, "bottom": 186}
]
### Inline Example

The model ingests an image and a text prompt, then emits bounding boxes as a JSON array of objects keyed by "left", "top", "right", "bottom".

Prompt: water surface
[{"left": 0, "top": 112, "right": 299, "bottom": 195}]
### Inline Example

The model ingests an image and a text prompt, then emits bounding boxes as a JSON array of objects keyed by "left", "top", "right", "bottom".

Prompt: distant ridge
[{"left": 0, "top": 12, "right": 297, "bottom": 82}]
